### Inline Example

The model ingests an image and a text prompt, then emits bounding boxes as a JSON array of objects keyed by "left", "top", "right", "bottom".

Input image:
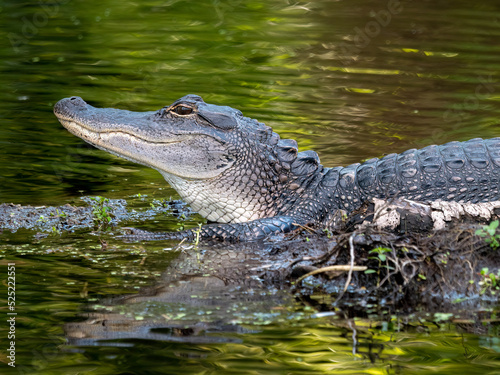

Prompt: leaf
[
  {"left": 475, "top": 229, "right": 485, "bottom": 236},
  {"left": 364, "top": 269, "right": 376, "bottom": 274},
  {"left": 378, "top": 254, "right": 386, "bottom": 262},
  {"left": 490, "top": 273, "right": 497, "bottom": 285}
]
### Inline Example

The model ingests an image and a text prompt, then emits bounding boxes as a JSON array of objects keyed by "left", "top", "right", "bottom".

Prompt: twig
[
  {"left": 288, "top": 256, "right": 319, "bottom": 268},
  {"left": 174, "top": 237, "right": 187, "bottom": 251},
  {"left": 335, "top": 232, "right": 357, "bottom": 303},
  {"left": 292, "top": 222, "right": 317, "bottom": 234},
  {"left": 294, "top": 264, "right": 367, "bottom": 285},
  {"left": 346, "top": 232, "right": 356, "bottom": 291}
]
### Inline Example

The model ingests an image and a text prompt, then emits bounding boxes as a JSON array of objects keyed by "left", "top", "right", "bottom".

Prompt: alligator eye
[{"left": 172, "top": 105, "right": 193, "bottom": 116}]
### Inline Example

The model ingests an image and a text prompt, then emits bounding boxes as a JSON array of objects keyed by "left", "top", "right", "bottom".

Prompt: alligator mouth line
[{"left": 56, "top": 115, "right": 182, "bottom": 146}]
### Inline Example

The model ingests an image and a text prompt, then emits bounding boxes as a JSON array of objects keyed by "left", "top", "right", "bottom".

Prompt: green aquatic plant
[
  {"left": 368, "top": 246, "right": 392, "bottom": 263},
  {"left": 193, "top": 223, "right": 203, "bottom": 246},
  {"left": 50, "top": 209, "right": 67, "bottom": 218},
  {"left": 475, "top": 220, "right": 500, "bottom": 249},
  {"left": 479, "top": 267, "right": 500, "bottom": 295},
  {"left": 90, "top": 196, "right": 113, "bottom": 230},
  {"left": 365, "top": 247, "right": 395, "bottom": 287},
  {"left": 322, "top": 228, "right": 333, "bottom": 239}
]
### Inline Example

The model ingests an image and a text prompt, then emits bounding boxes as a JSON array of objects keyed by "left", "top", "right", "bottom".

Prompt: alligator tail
[{"left": 322, "top": 138, "right": 500, "bottom": 211}]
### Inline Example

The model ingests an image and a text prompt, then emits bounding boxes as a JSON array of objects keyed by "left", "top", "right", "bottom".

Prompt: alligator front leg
[{"left": 121, "top": 216, "right": 303, "bottom": 242}]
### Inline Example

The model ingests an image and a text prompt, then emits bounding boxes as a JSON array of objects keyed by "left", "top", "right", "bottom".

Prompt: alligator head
[{"left": 54, "top": 95, "right": 322, "bottom": 224}]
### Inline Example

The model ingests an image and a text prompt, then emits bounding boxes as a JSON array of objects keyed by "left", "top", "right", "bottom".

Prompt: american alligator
[{"left": 54, "top": 95, "right": 500, "bottom": 241}]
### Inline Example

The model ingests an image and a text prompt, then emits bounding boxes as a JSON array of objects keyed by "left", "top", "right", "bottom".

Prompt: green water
[{"left": 1, "top": 0, "right": 500, "bottom": 373}]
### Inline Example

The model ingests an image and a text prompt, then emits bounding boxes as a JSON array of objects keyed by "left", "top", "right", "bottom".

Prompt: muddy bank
[
  {"left": 0, "top": 196, "right": 193, "bottom": 236},
  {"left": 288, "top": 198, "right": 500, "bottom": 313}
]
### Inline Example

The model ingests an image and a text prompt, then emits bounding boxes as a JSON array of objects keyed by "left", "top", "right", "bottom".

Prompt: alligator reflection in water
[
  {"left": 65, "top": 242, "right": 299, "bottom": 346},
  {"left": 64, "top": 228, "right": 499, "bottom": 346}
]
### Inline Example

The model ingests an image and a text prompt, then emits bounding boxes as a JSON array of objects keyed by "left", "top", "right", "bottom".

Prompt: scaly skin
[{"left": 54, "top": 95, "right": 500, "bottom": 241}]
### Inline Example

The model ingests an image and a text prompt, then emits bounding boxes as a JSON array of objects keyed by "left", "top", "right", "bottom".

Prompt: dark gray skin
[{"left": 54, "top": 95, "right": 500, "bottom": 241}]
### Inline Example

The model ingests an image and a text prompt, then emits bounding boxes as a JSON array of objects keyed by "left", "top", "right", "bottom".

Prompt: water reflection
[
  {"left": 65, "top": 243, "right": 294, "bottom": 346},
  {"left": 56, "top": 237, "right": 499, "bottom": 374},
  {"left": 1, "top": 230, "right": 499, "bottom": 373}
]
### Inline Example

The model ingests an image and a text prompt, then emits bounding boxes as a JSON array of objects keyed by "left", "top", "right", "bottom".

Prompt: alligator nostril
[{"left": 66, "top": 96, "right": 87, "bottom": 107}]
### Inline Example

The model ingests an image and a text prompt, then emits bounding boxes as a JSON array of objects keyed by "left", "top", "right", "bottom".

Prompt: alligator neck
[{"left": 160, "top": 139, "right": 323, "bottom": 223}]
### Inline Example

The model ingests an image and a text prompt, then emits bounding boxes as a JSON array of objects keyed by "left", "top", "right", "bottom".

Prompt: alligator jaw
[{"left": 56, "top": 115, "right": 182, "bottom": 167}]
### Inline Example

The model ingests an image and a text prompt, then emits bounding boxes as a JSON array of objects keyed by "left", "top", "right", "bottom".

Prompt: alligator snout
[{"left": 54, "top": 96, "right": 89, "bottom": 117}]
